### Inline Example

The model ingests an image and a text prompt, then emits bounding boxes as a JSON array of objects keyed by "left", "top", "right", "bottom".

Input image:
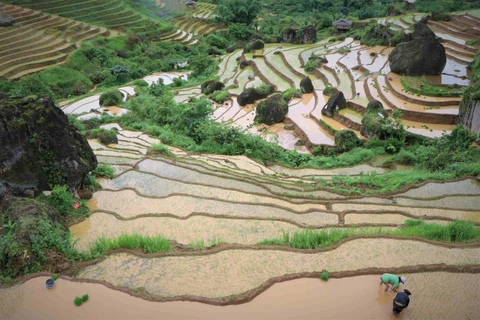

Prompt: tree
[{"left": 214, "top": 0, "right": 261, "bottom": 25}]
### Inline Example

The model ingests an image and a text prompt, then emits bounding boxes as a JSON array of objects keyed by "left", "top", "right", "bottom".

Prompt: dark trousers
[{"left": 393, "top": 301, "right": 406, "bottom": 314}]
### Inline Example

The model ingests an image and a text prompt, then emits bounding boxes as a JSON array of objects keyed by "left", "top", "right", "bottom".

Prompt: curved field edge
[{"left": 8, "top": 264, "right": 480, "bottom": 306}]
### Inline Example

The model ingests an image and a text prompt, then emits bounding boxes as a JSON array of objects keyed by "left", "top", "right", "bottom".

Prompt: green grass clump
[
  {"left": 100, "top": 90, "right": 124, "bottom": 106},
  {"left": 89, "top": 234, "right": 172, "bottom": 255},
  {"left": 46, "top": 185, "right": 74, "bottom": 215},
  {"left": 259, "top": 220, "right": 480, "bottom": 249},
  {"left": 282, "top": 88, "right": 302, "bottom": 101},
  {"left": 74, "top": 294, "right": 89, "bottom": 306},
  {"left": 51, "top": 274, "right": 60, "bottom": 281},
  {"left": 91, "top": 164, "right": 115, "bottom": 179},
  {"left": 74, "top": 296, "right": 83, "bottom": 306},
  {"left": 320, "top": 271, "right": 329, "bottom": 281},
  {"left": 150, "top": 143, "right": 173, "bottom": 157}
]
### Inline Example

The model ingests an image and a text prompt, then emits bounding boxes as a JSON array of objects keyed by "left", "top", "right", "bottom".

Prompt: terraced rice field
[
  {"left": 0, "top": 0, "right": 148, "bottom": 30},
  {"left": 214, "top": 11, "right": 480, "bottom": 151},
  {"left": 0, "top": 3, "right": 111, "bottom": 78},
  {"left": 3, "top": 109, "right": 474, "bottom": 317},
  {"left": 1, "top": 11, "right": 480, "bottom": 319},
  {"left": 164, "top": 2, "right": 224, "bottom": 44}
]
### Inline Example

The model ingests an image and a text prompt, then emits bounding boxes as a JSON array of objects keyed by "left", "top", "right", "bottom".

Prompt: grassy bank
[{"left": 259, "top": 219, "right": 480, "bottom": 249}]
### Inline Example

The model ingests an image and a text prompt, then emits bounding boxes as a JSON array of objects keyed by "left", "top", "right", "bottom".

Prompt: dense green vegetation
[
  {"left": 89, "top": 234, "right": 172, "bottom": 255},
  {"left": 259, "top": 219, "right": 480, "bottom": 249}
]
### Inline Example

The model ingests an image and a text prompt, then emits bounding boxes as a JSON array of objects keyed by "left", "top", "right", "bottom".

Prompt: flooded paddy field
[{"left": 1, "top": 273, "right": 479, "bottom": 320}]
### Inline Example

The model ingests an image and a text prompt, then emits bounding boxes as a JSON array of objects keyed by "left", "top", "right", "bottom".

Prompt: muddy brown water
[{"left": 1, "top": 273, "right": 479, "bottom": 320}]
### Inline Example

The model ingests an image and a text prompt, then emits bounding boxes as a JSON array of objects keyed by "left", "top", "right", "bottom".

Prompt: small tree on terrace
[{"left": 214, "top": 0, "right": 261, "bottom": 25}]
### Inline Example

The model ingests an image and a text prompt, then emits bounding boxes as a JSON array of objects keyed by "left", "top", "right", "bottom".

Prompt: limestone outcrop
[
  {"left": 300, "top": 77, "right": 314, "bottom": 93},
  {"left": 201, "top": 80, "right": 225, "bottom": 95},
  {"left": 389, "top": 21, "right": 446, "bottom": 76},
  {"left": 366, "top": 100, "right": 388, "bottom": 118},
  {"left": 321, "top": 91, "right": 347, "bottom": 117},
  {"left": 0, "top": 94, "right": 97, "bottom": 199},
  {"left": 254, "top": 94, "right": 289, "bottom": 125},
  {"left": 300, "top": 25, "right": 316, "bottom": 44},
  {"left": 460, "top": 99, "right": 480, "bottom": 138},
  {"left": 0, "top": 14, "right": 14, "bottom": 27}
]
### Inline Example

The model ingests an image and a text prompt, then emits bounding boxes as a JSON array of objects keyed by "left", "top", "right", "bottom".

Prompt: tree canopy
[{"left": 214, "top": 0, "right": 261, "bottom": 25}]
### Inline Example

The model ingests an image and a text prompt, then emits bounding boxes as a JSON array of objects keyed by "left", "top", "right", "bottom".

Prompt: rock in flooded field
[
  {"left": 322, "top": 91, "right": 347, "bottom": 118},
  {"left": 389, "top": 20, "right": 446, "bottom": 76}
]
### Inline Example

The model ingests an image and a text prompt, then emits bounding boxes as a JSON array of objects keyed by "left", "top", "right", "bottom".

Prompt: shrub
[
  {"left": 282, "top": 88, "right": 302, "bottom": 101},
  {"left": 305, "top": 60, "right": 320, "bottom": 73},
  {"left": 132, "top": 79, "right": 148, "bottom": 86},
  {"left": 99, "top": 90, "right": 123, "bottom": 106},
  {"left": 89, "top": 234, "right": 172, "bottom": 255},
  {"left": 212, "top": 90, "right": 229, "bottom": 103},
  {"left": 335, "top": 130, "right": 363, "bottom": 152},
  {"left": 91, "top": 164, "right": 114, "bottom": 179},
  {"left": 47, "top": 185, "right": 74, "bottom": 215},
  {"left": 323, "top": 85, "right": 336, "bottom": 96},
  {"left": 256, "top": 84, "right": 274, "bottom": 97},
  {"left": 86, "top": 128, "right": 118, "bottom": 145},
  {"left": 82, "top": 294, "right": 89, "bottom": 303},
  {"left": 320, "top": 271, "right": 329, "bottom": 281}
]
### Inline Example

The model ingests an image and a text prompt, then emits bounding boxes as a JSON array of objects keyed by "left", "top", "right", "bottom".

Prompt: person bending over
[
  {"left": 393, "top": 289, "right": 412, "bottom": 315},
  {"left": 380, "top": 273, "right": 406, "bottom": 292}
]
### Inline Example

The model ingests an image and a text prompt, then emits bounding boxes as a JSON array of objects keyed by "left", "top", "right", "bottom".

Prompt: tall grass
[
  {"left": 259, "top": 220, "right": 480, "bottom": 249},
  {"left": 89, "top": 234, "right": 172, "bottom": 255}
]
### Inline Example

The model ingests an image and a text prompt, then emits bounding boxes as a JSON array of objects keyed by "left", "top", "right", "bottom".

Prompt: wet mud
[{"left": 2, "top": 273, "right": 479, "bottom": 320}]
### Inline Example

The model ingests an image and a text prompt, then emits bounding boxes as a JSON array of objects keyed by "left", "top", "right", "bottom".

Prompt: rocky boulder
[
  {"left": 201, "top": 80, "right": 225, "bottom": 95},
  {"left": 238, "top": 88, "right": 259, "bottom": 106},
  {"left": 412, "top": 21, "right": 436, "bottom": 39},
  {"left": 366, "top": 100, "right": 388, "bottom": 118},
  {"left": 460, "top": 99, "right": 480, "bottom": 137},
  {"left": 254, "top": 94, "right": 289, "bottom": 125},
  {"left": 0, "top": 95, "right": 97, "bottom": 199},
  {"left": 300, "top": 25, "right": 316, "bottom": 44},
  {"left": 282, "top": 28, "right": 296, "bottom": 43},
  {"left": 300, "top": 77, "right": 314, "bottom": 93},
  {"left": 238, "top": 86, "right": 273, "bottom": 106},
  {"left": 0, "top": 14, "right": 14, "bottom": 27},
  {"left": 389, "top": 29, "right": 446, "bottom": 76},
  {"left": 334, "top": 130, "right": 363, "bottom": 152},
  {"left": 321, "top": 91, "right": 347, "bottom": 117}
]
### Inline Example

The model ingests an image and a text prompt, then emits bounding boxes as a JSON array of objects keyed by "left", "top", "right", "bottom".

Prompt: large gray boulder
[
  {"left": 254, "top": 94, "right": 289, "bottom": 125},
  {"left": 300, "top": 25, "right": 316, "bottom": 44},
  {"left": 300, "top": 77, "right": 314, "bottom": 93},
  {"left": 0, "top": 14, "right": 14, "bottom": 27},
  {"left": 322, "top": 91, "right": 347, "bottom": 117},
  {"left": 282, "top": 28, "right": 296, "bottom": 43},
  {"left": 389, "top": 22, "right": 446, "bottom": 76},
  {"left": 0, "top": 94, "right": 97, "bottom": 199},
  {"left": 460, "top": 99, "right": 480, "bottom": 137}
]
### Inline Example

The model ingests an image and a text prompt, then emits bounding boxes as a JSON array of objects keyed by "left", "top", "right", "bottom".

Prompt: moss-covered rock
[
  {"left": 300, "top": 77, "right": 314, "bottom": 93},
  {"left": 201, "top": 80, "right": 225, "bottom": 95},
  {"left": 366, "top": 100, "right": 388, "bottom": 118},
  {"left": 322, "top": 91, "right": 347, "bottom": 117},
  {"left": 334, "top": 130, "right": 363, "bottom": 152},
  {"left": 254, "top": 94, "right": 289, "bottom": 125},
  {"left": 0, "top": 94, "right": 97, "bottom": 199},
  {"left": 238, "top": 85, "right": 274, "bottom": 106},
  {"left": 282, "top": 28, "right": 296, "bottom": 43},
  {"left": 389, "top": 22, "right": 446, "bottom": 76},
  {"left": 238, "top": 88, "right": 259, "bottom": 106}
]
